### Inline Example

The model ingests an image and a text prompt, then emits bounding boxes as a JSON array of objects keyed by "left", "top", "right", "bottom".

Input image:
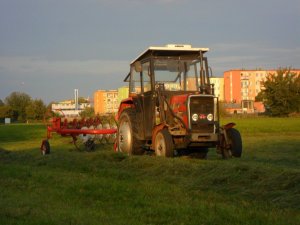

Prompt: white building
[
  {"left": 210, "top": 77, "right": 224, "bottom": 101},
  {"left": 52, "top": 100, "right": 91, "bottom": 117}
]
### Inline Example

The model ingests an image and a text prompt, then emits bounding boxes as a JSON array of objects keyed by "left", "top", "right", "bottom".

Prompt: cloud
[
  {"left": 208, "top": 42, "right": 300, "bottom": 76},
  {"left": 93, "top": 0, "right": 187, "bottom": 6},
  {"left": 0, "top": 56, "right": 129, "bottom": 77},
  {"left": 0, "top": 56, "right": 130, "bottom": 103},
  {"left": 211, "top": 42, "right": 300, "bottom": 55}
]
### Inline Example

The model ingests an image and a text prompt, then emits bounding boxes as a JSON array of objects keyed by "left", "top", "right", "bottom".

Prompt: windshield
[{"left": 153, "top": 59, "right": 208, "bottom": 91}]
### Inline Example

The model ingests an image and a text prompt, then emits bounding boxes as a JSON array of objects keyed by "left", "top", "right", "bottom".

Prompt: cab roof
[{"left": 131, "top": 44, "right": 209, "bottom": 64}]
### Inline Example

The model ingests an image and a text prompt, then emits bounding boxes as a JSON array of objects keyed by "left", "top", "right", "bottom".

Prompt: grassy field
[{"left": 0, "top": 118, "right": 299, "bottom": 225}]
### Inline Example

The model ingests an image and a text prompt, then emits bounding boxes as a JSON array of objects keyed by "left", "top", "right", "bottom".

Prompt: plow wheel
[
  {"left": 74, "top": 127, "right": 96, "bottom": 151},
  {"left": 110, "top": 118, "right": 118, "bottom": 143},
  {"left": 73, "top": 136, "right": 96, "bottom": 151},
  {"left": 102, "top": 123, "right": 111, "bottom": 143},
  {"left": 95, "top": 123, "right": 104, "bottom": 143},
  {"left": 72, "top": 117, "right": 117, "bottom": 151},
  {"left": 101, "top": 119, "right": 118, "bottom": 144},
  {"left": 107, "top": 119, "right": 117, "bottom": 143},
  {"left": 41, "top": 140, "right": 50, "bottom": 155},
  {"left": 88, "top": 125, "right": 96, "bottom": 140}
]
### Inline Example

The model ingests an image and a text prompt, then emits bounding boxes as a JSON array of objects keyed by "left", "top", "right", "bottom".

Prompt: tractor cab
[{"left": 117, "top": 44, "right": 242, "bottom": 158}]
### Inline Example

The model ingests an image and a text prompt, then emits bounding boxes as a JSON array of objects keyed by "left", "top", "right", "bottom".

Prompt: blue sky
[{"left": 0, "top": 0, "right": 299, "bottom": 103}]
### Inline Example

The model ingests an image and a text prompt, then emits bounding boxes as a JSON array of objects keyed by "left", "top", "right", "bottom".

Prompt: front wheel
[
  {"left": 227, "top": 128, "right": 242, "bottom": 157},
  {"left": 154, "top": 129, "right": 174, "bottom": 157}
]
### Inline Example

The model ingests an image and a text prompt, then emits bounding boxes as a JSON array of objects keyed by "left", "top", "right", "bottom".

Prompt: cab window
[{"left": 129, "top": 61, "right": 151, "bottom": 94}]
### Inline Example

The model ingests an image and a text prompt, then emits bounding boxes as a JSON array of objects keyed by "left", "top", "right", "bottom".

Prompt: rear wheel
[
  {"left": 154, "top": 129, "right": 174, "bottom": 157},
  {"left": 227, "top": 128, "right": 242, "bottom": 157},
  {"left": 118, "top": 109, "right": 144, "bottom": 155}
]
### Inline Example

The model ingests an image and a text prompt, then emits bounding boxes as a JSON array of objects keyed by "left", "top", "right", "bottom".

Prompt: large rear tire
[
  {"left": 227, "top": 128, "right": 242, "bottom": 157},
  {"left": 118, "top": 109, "right": 144, "bottom": 155},
  {"left": 154, "top": 129, "right": 174, "bottom": 157}
]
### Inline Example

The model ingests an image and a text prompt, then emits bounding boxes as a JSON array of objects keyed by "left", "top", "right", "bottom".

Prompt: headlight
[
  {"left": 192, "top": 113, "right": 198, "bottom": 121},
  {"left": 207, "top": 113, "right": 213, "bottom": 121}
]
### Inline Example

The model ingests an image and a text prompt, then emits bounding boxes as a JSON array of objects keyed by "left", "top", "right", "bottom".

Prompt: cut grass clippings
[{"left": 0, "top": 118, "right": 300, "bottom": 225}]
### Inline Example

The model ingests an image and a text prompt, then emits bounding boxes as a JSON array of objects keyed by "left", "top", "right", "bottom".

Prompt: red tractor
[{"left": 115, "top": 44, "right": 242, "bottom": 158}]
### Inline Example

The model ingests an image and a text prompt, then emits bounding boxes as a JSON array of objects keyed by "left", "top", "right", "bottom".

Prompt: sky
[{"left": 0, "top": 0, "right": 299, "bottom": 104}]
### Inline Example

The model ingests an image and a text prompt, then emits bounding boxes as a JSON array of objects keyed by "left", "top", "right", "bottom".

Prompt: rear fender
[
  {"left": 223, "top": 122, "right": 236, "bottom": 130},
  {"left": 115, "top": 97, "right": 135, "bottom": 121}
]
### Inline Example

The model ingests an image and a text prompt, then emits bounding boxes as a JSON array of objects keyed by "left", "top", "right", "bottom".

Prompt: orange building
[
  {"left": 224, "top": 69, "right": 300, "bottom": 113},
  {"left": 94, "top": 90, "right": 119, "bottom": 115}
]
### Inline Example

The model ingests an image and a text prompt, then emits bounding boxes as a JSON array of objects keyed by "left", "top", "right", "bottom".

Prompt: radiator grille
[{"left": 189, "top": 96, "right": 215, "bottom": 133}]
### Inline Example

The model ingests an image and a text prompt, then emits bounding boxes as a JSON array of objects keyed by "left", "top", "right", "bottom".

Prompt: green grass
[
  {"left": 0, "top": 118, "right": 300, "bottom": 225},
  {"left": 222, "top": 117, "right": 300, "bottom": 134}
]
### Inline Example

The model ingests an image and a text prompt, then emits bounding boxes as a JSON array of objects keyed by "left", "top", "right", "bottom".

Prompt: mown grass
[{"left": 0, "top": 118, "right": 300, "bottom": 225}]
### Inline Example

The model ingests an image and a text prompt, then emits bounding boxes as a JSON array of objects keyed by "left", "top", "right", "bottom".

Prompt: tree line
[
  {"left": 0, "top": 92, "right": 48, "bottom": 122},
  {"left": 1, "top": 68, "right": 299, "bottom": 121},
  {"left": 0, "top": 92, "right": 95, "bottom": 122}
]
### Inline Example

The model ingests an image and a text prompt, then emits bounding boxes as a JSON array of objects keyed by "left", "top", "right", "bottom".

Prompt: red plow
[{"left": 41, "top": 116, "right": 117, "bottom": 155}]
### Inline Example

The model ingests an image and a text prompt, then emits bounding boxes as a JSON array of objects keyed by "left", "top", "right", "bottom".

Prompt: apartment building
[
  {"left": 118, "top": 86, "right": 129, "bottom": 103},
  {"left": 210, "top": 77, "right": 224, "bottom": 101},
  {"left": 224, "top": 69, "right": 300, "bottom": 113},
  {"left": 94, "top": 90, "right": 119, "bottom": 114},
  {"left": 184, "top": 77, "right": 224, "bottom": 101}
]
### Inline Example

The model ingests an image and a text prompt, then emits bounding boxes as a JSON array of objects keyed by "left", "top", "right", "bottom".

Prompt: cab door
[
  {"left": 140, "top": 61, "right": 155, "bottom": 139},
  {"left": 129, "top": 60, "right": 154, "bottom": 140}
]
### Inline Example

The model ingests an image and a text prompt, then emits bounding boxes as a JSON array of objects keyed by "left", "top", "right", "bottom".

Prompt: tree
[
  {"left": 0, "top": 105, "right": 14, "bottom": 119},
  {"left": 25, "top": 99, "right": 47, "bottom": 120},
  {"left": 0, "top": 99, "right": 4, "bottom": 106},
  {"left": 258, "top": 68, "right": 300, "bottom": 116},
  {"left": 33, "top": 99, "right": 47, "bottom": 120},
  {"left": 79, "top": 107, "right": 95, "bottom": 118},
  {"left": 5, "top": 92, "right": 31, "bottom": 121},
  {"left": 78, "top": 97, "right": 89, "bottom": 104}
]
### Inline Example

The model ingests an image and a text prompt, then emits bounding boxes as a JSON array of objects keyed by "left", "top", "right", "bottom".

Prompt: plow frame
[{"left": 41, "top": 115, "right": 117, "bottom": 153}]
